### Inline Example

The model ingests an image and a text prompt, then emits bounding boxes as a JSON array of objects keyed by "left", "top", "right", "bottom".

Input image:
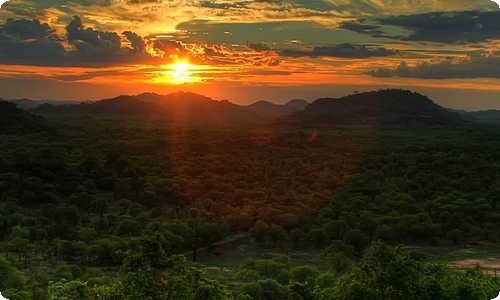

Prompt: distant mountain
[
  {"left": 32, "top": 91, "right": 254, "bottom": 120},
  {"left": 33, "top": 95, "right": 165, "bottom": 116},
  {"left": 0, "top": 100, "right": 48, "bottom": 132},
  {"left": 8, "top": 99, "right": 83, "bottom": 110},
  {"left": 285, "top": 99, "right": 309, "bottom": 110},
  {"left": 135, "top": 91, "right": 253, "bottom": 119},
  {"left": 9, "top": 98, "right": 39, "bottom": 110},
  {"left": 452, "top": 109, "right": 500, "bottom": 123},
  {"left": 291, "top": 89, "right": 463, "bottom": 125},
  {"left": 246, "top": 100, "right": 298, "bottom": 116}
]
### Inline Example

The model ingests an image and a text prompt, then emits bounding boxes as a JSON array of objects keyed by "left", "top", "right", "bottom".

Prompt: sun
[
  {"left": 150, "top": 61, "right": 203, "bottom": 85},
  {"left": 172, "top": 61, "right": 192, "bottom": 83},
  {"left": 174, "top": 62, "right": 189, "bottom": 75}
]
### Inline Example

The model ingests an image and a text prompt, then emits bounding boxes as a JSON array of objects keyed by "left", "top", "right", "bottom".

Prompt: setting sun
[
  {"left": 174, "top": 62, "right": 189, "bottom": 75},
  {"left": 172, "top": 61, "right": 193, "bottom": 83}
]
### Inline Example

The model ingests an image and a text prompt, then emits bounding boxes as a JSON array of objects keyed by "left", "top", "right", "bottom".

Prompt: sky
[{"left": 0, "top": 0, "right": 499, "bottom": 109}]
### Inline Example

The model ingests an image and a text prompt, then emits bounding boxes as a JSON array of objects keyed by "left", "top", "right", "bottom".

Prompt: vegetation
[{"left": 1, "top": 89, "right": 500, "bottom": 298}]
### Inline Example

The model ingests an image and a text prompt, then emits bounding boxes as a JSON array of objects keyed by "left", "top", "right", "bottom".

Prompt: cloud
[
  {"left": 379, "top": 11, "right": 500, "bottom": 44},
  {"left": 0, "top": 16, "right": 152, "bottom": 66},
  {"left": 367, "top": 51, "right": 500, "bottom": 79},
  {"left": 279, "top": 43, "right": 397, "bottom": 58},
  {"left": 246, "top": 41, "right": 271, "bottom": 52},
  {"left": 338, "top": 20, "right": 383, "bottom": 35},
  {"left": 123, "top": 30, "right": 146, "bottom": 53},
  {"left": 344, "top": 11, "right": 500, "bottom": 44},
  {"left": 2, "top": 18, "right": 59, "bottom": 40}
]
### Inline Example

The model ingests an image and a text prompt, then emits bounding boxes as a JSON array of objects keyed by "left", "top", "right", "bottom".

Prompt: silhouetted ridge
[
  {"left": 285, "top": 99, "right": 309, "bottom": 110},
  {"left": 32, "top": 91, "right": 253, "bottom": 120},
  {"left": 292, "top": 89, "right": 462, "bottom": 125},
  {"left": 0, "top": 100, "right": 48, "bottom": 132},
  {"left": 33, "top": 95, "right": 164, "bottom": 116},
  {"left": 88, "top": 95, "right": 164, "bottom": 115},
  {"left": 246, "top": 100, "right": 298, "bottom": 116},
  {"left": 136, "top": 91, "right": 252, "bottom": 118}
]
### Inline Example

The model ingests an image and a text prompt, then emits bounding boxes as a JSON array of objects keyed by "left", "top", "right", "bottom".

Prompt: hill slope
[
  {"left": 245, "top": 100, "right": 299, "bottom": 116},
  {"left": 285, "top": 99, "right": 309, "bottom": 110},
  {"left": 0, "top": 100, "right": 48, "bottom": 132},
  {"left": 33, "top": 92, "right": 254, "bottom": 120},
  {"left": 33, "top": 95, "right": 165, "bottom": 116},
  {"left": 292, "top": 89, "right": 463, "bottom": 125},
  {"left": 135, "top": 91, "right": 254, "bottom": 119}
]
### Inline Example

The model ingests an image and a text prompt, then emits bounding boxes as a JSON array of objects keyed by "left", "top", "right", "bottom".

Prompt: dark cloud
[
  {"left": 279, "top": 43, "right": 397, "bottom": 58},
  {"left": 127, "top": 0, "right": 163, "bottom": 4},
  {"left": 67, "top": 16, "right": 101, "bottom": 46},
  {"left": 0, "top": 18, "right": 66, "bottom": 64},
  {"left": 123, "top": 30, "right": 146, "bottom": 53},
  {"left": 246, "top": 41, "right": 271, "bottom": 52},
  {"left": 0, "top": 38, "right": 66, "bottom": 63},
  {"left": 151, "top": 38, "right": 190, "bottom": 57},
  {"left": 2, "top": 18, "right": 58, "bottom": 40},
  {"left": 0, "top": 16, "right": 151, "bottom": 67},
  {"left": 378, "top": 11, "right": 500, "bottom": 43},
  {"left": 367, "top": 51, "right": 500, "bottom": 79},
  {"left": 338, "top": 20, "right": 383, "bottom": 35},
  {"left": 50, "top": 70, "right": 123, "bottom": 82},
  {"left": 344, "top": 11, "right": 500, "bottom": 44},
  {"left": 201, "top": 44, "right": 231, "bottom": 57}
]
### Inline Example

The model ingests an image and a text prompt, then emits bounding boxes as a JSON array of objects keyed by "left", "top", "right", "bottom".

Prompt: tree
[
  {"left": 239, "top": 282, "right": 262, "bottom": 299},
  {"left": 258, "top": 279, "right": 287, "bottom": 300},
  {"left": 291, "top": 266, "right": 320, "bottom": 286},
  {"left": 120, "top": 233, "right": 234, "bottom": 300},
  {"left": 47, "top": 279, "right": 92, "bottom": 300}
]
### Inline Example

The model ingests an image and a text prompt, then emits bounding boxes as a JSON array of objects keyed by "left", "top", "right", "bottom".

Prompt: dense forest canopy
[{"left": 0, "top": 89, "right": 499, "bottom": 299}]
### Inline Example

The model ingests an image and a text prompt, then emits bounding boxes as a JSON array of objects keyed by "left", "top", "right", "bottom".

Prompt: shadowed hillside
[
  {"left": 32, "top": 95, "right": 165, "bottom": 116},
  {"left": 246, "top": 100, "right": 299, "bottom": 116},
  {"left": 452, "top": 109, "right": 500, "bottom": 123},
  {"left": 135, "top": 91, "right": 254, "bottom": 119},
  {"left": 32, "top": 92, "right": 255, "bottom": 120},
  {"left": 285, "top": 99, "right": 309, "bottom": 110},
  {"left": 291, "top": 89, "right": 463, "bottom": 125},
  {"left": 0, "top": 100, "right": 48, "bottom": 132}
]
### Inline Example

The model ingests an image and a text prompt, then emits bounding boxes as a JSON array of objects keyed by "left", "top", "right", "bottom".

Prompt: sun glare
[
  {"left": 172, "top": 61, "right": 192, "bottom": 83},
  {"left": 175, "top": 62, "right": 189, "bottom": 75},
  {"left": 148, "top": 61, "right": 205, "bottom": 85}
]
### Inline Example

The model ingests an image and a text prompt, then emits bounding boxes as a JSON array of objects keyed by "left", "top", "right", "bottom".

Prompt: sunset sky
[{"left": 0, "top": 0, "right": 499, "bottom": 109}]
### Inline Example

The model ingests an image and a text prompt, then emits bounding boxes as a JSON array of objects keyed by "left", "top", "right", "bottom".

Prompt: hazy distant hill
[
  {"left": 245, "top": 99, "right": 309, "bottom": 116},
  {"left": 9, "top": 99, "right": 84, "bottom": 110},
  {"left": 0, "top": 100, "right": 48, "bottom": 132},
  {"left": 246, "top": 100, "right": 299, "bottom": 116},
  {"left": 292, "top": 89, "right": 463, "bottom": 125},
  {"left": 9, "top": 98, "right": 39, "bottom": 110},
  {"left": 452, "top": 109, "right": 500, "bottom": 123},
  {"left": 32, "top": 92, "right": 254, "bottom": 120},
  {"left": 285, "top": 99, "right": 309, "bottom": 110},
  {"left": 33, "top": 95, "right": 165, "bottom": 116}
]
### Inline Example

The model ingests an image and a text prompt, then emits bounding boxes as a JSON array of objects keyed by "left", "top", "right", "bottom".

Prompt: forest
[{"left": 1, "top": 90, "right": 500, "bottom": 299}]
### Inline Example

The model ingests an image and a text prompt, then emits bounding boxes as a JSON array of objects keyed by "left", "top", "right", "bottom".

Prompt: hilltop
[
  {"left": 245, "top": 99, "right": 309, "bottom": 116},
  {"left": 291, "top": 89, "right": 463, "bottom": 125}
]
